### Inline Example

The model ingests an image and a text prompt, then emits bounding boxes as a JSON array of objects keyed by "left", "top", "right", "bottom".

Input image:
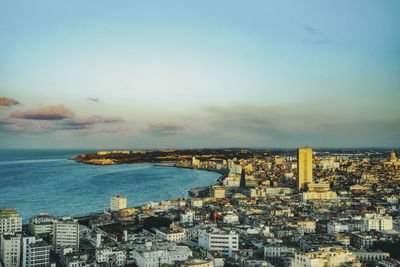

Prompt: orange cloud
[{"left": 0, "top": 97, "right": 20, "bottom": 106}]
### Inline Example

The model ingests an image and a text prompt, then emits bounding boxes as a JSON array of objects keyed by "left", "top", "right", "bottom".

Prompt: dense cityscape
[{"left": 1, "top": 147, "right": 400, "bottom": 267}]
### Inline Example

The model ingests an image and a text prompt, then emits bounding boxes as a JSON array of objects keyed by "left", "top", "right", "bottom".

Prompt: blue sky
[{"left": 1, "top": 0, "right": 399, "bottom": 149}]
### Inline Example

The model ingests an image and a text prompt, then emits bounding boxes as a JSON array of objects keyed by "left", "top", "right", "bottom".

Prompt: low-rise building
[
  {"left": 198, "top": 228, "right": 239, "bottom": 256},
  {"left": 132, "top": 242, "right": 192, "bottom": 267}
]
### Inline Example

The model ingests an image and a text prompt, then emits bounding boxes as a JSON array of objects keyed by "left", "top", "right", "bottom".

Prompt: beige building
[
  {"left": 1, "top": 233, "right": 21, "bottom": 267},
  {"left": 212, "top": 186, "right": 225, "bottom": 198},
  {"left": 302, "top": 191, "right": 338, "bottom": 201},
  {"left": 182, "top": 259, "right": 214, "bottom": 267},
  {"left": 110, "top": 194, "right": 127, "bottom": 211},
  {"left": 156, "top": 227, "right": 186, "bottom": 242},
  {"left": 297, "top": 147, "right": 313, "bottom": 190},
  {"left": 297, "top": 220, "right": 316, "bottom": 233},
  {"left": 290, "top": 247, "right": 360, "bottom": 267},
  {"left": 362, "top": 213, "right": 393, "bottom": 231}
]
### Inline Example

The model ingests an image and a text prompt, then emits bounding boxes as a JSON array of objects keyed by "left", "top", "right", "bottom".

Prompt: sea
[{"left": 0, "top": 149, "right": 220, "bottom": 222}]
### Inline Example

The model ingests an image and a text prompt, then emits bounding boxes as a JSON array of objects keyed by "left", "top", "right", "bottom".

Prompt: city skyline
[{"left": 1, "top": 0, "right": 399, "bottom": 149}]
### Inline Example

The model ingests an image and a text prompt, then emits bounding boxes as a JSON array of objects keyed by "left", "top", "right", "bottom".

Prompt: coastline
[{"left": 64, "top": 160, "right": 226, "bottom": 221}]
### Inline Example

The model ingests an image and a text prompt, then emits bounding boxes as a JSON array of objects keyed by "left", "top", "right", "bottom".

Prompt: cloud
[
  {"left": 87, "top": 97, "right": 99, "bottom": 102},
  {"left": 0, "top": 117, "right": 15, "bottom": 125},
  {"left": 59, "top": 116, "right": 124, "bottom": 130},
  {"left": 11, "top": 105, "right": 74, "bottom": 120},
  {"left": 142, "top": 122, "right": 185, "bottom": 136},
  {"left": 0, "top": 97, "right": 20, "bottom": 107}
]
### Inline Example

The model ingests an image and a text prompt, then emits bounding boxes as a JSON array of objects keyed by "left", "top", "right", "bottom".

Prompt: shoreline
[{"left": 60, "top": 161, "right": 226, "bottom": 222}]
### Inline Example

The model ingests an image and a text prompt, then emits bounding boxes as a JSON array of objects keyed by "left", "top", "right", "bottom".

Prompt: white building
[
  {"left": 22, "top": 236, "right": 51, "bottom": 267},
  {"left": 222, "top": 214, "right": 239, "bottom": 224},
  {"left": 1, "top": 233, "right": 21, "bottom": 267},
  {"left": 198, "top": 228, "right": 239, "bottom": 257},
  {"left": 264, "top": 245, "right": 295, "bottom": 259},
  {"left": 96, "top": 248, "right": 127, "bottom": 266},
  {"left": 327, "top": 222, "right": 349, "bottom": 234},
  {"left": 52, "top": 217, "right": 79, "bottom": 254},
  {"left": 29, "top": 212, "right": 57, "bottom": 236},
  {"left": 132, "top": 242, "right": 192, "bottom": 267},
  {"left": 110, "top": 194, "right": 127, "bottom": 211},
  {"left": 180, "top": 210, "right": 194, "bottom": 224},
  {"left": 0, "top": 209, "right": 22, "bottom": 234}
]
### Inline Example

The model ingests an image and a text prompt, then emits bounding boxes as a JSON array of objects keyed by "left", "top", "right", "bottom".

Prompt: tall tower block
[{"left": 297, "top": 147, "right": 313, "bottom": 190}]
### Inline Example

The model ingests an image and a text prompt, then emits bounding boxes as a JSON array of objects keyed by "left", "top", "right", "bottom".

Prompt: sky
[{"left": 0, "top": 0, "right": 399, "bottom": 149}]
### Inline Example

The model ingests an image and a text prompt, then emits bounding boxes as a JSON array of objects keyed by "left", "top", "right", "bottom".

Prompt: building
[
  {"left": 222, "top": 213, "right": 239, "bottom": 224},
  {"left": 362, "top": 213, "right": 393, "bottom": 231},
  {"left": 211, "top": 186, "right": 225, "bottom": 199},
  {"left": 192, "top": 157, "right": 200, "bottom": 167},
  {"left": 240, "top": 169, "right": 246, "bottom": 188},
  {"left": 180, "top": 210, "right": 194, "bottom": 224},
  {"left": 29, "top": 212, "right": 57, "bottom": 236},
  {"left": 0, "top": 209, "right": 22, "bottom": 234},
  {"left": 297, "top": 220, "right": 316, "bottom": 233},
  {"left": 96, "top": 248, "right": 127, "bottom": 266},
  {"left": 1, "top": 233, "right": 21, "bottom": 267},
  {"left": 290, "top": 247, "right": 360, "bottom": 267},
  {"left": 198, "top": 228, "right": 239, "bottom": 257},
  {"left": 191, "top": 198, "right": 203, "bottom": 208},
  {"left": 327, "top": 222, "right": 349, "bottom": 234},
  {"left": 181, "top": 259, "right": 214, "bottom": 267},
  {"left": 390, "top": 150, "right": 397, "bottom": 162},
  {"left": 307, "top": 183, "right": 330, "bottom": 192},
  {"left": 52, "top": 217, "right": 79, "bottom": 254},
  {"left": 297, "top": 147, "right": 313, "bottom": 190},
  {"left": 229, "top": 165, "right": 242, "bottom": 175},
  {"left": 132, "top": 242, "right": 192, "bottom": 267},
  {"left": 301, "top": 191, "right": 338, "bottom": 201},
  {"left": 155, "top": 227, "right": 186, "bottom": 242},
  {"left": 110, "top": 194, "right": 127, "bottom": 211},
  {"left": 22, "top": 236, "right": 51, "bottom": 267}
]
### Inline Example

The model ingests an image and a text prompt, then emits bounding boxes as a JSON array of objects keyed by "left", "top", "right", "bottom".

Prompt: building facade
[
  {"left": 110, "top": 194, "right": 127, "bottom": 211},
  {"left": 198, "top": 228, "right": 239, "bottom": 257},
  {"left": 297, "top": 147, "right": 313, "bottom": 190},
  {"left": 0, "top": 210, "right": 22, "bottom": 235},
  {"left": 22, "top": 236, "right": 51, "bottom": 267},
  {"left": 52, "top": 217, "right": 79, "bottom": 254},
  {"left": 1, "top": 233, "right": 21, "bottom": 267}
]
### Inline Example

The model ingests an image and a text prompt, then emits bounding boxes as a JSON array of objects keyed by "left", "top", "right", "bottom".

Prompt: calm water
[{"left": 0, "top": 150, "right": 220, "bottom": 222}]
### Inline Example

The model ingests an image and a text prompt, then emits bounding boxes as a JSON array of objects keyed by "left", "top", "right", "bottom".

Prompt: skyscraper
[
  {"left": 240, "top": 169, "right": 246, "bottom": 188},
  {"left": 297, "top": 147, "right": 313, "bottom": 190}
]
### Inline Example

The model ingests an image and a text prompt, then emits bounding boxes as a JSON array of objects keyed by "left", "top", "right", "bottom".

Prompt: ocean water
[{"left": 0, "top": 150, "right": 220, "bottom": 222}]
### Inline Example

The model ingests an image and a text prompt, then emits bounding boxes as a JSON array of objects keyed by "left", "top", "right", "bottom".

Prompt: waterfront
[{"left": 0, "top": 150, "right": 220, "bottom": 222}]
